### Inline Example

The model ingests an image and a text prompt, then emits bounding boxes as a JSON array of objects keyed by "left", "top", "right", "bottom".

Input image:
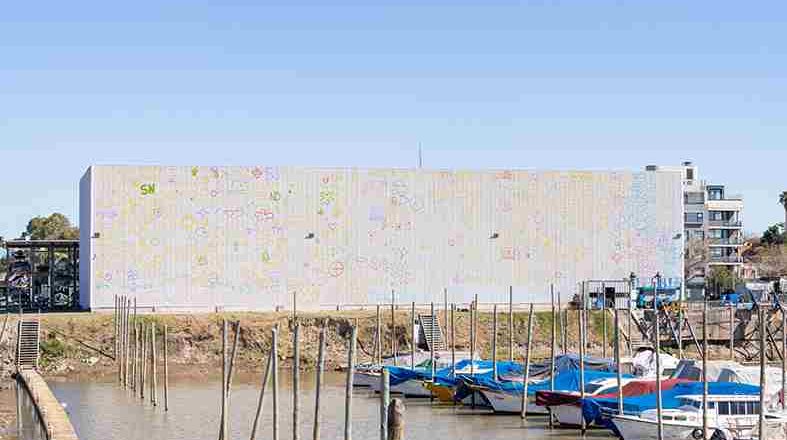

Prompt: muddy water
[{"left": 49, "top": 372, "right": 614, "bottom": 440}]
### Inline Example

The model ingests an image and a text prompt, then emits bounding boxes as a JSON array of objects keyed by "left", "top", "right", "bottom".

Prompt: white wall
[{"left": 81, "top": 166, "right": 684, "bottom": 311}]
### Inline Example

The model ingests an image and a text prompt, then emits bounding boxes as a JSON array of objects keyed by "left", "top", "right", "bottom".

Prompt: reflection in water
[
  {"left": 16, "top": 381, "right": 48, "bottom": 440},
  {"left": 48, "top": 371, "right": 609, "bottom": 440}
]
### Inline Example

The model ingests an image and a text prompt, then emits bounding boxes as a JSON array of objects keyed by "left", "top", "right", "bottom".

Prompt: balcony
[
  {"left": 709, "top": 255, "right": 743, "bottom": 264},
  {"left": 707, "top": 219, "right": 742, "bottom": 228},
  {"left": 708, "top": 237, "right": 744, "bottom": 246}
]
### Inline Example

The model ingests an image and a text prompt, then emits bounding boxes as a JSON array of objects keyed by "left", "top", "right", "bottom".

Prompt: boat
[
  {"left": 612, "top": 394, "right": 787, "bottom": 440},
  {"left": 538, "top": 378, "right": 688, "bottom": 427},
  {"left": 474, "top": 368, "right": 628, "bottom": 415}
]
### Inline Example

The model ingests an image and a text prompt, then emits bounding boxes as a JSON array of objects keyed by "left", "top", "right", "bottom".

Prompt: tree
[
  {"left": 707, "top": 266, "right": 735, "bottom": 295},
  {"left": 762, "top": 223, "right": 785, "bottom": 246},
  {"left": 684, "top": 237, "right": 708, "bottom": 281},
  {"left": 780, "top": 191, "right": 787, "bottom": 230},
  {"left": 23, "top": 213, "right": 79, "bottom": 240},
  {"left": 752, "top": 245, "right": 787, "bottom": 278}
]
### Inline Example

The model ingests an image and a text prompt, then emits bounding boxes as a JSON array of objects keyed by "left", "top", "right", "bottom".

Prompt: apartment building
[{"left": 679, "top": 162, "right": 744, "bottom": 298}]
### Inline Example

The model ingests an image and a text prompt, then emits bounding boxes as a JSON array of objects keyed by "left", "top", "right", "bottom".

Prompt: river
[{"left": 46, "top": 372, "right": 613, "bottom": 440}]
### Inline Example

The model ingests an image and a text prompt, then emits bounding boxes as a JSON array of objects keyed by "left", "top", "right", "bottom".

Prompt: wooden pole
[
  {"left": 653, "top": 279, "right": 663, "bottom": 440},
  {"left": 391, "top": 290, "right": 397, "bottom": 366},
  {"left": 250, "top": 349, "right": 272, "bottom": 440},
  {"left": 225, "top": 321, "right": 241, "bottom": 437},
  {"left": 312, "top": 325, "right": 326, "bottom": 440},
  {"left": 602, "top": 283, "right": 608, "bottom": 359},
  {"left": 380, "top": 368, "right": 390, "bottom": 440},
  {"left": 444, "top": 288, "right": 449, "bottom": 350},
  {"left": 272, "top": 327, "right": 279, "bottom": 440},
  {"left": 114, "top": 294, "right": 118, "bottom": 361},
  {"left": 702, "top": 298, "right": 708, "bottom": 439},
  {"left": 559, "top": 293, "right": 567, "bottom": 355},
  {"left": 578, "top": 297, "right": 586, "bottom": 434},
  {"left": 345, "top": 326, "right": 357, "bottom": 440},
  {"left": 614, "top": 306, "right": 623, "bottom": 414},
  {"left": 387, "top": 399, "right": 405, "bottom": 440},
  {"left": 410, "top": 301, "right": 415, "bottom": 370},
  {"left": 293, "top": 324, "right": 300, "bottom": 440},
  {"left": 759, "top": 306, "right": 766, "bottom": 440},
  {"left": 430, "top": 302, "right": 436, "bottom": 383},
  {"left": 376, "top": 304, "right": 382, "bottom": 366},
  {"left": 492, "top": 304, "right": 498, "bottom": 381},
  {"left": 782, "top": 307, "right": 786, "bottom": 411},
  {"left": 163, "top": 323, "right": 169, "bottom": 412},
  {"left": 141, "top": 323, "right": 148, "bottom": 400},
  {"left": 220, "top": 320, "right": 228, "bottom": 440},
  {"left": 551, "top": 285, "right": 557, "bottom": 429},
  {"left": 508, "top": 286, "right": 513, "bottom": 362},
  {"left": 450, "top": 304, "right": 456, "bottom": 379},
  {"left": 521, "top": 303, "right": 534, "bottom": 419},
  {"left": 151, "top": 322, "right": 158, "bottom": 406},
  {"left": 678, "top": 305, "right": 684, "bottom": 359},
  {"left": 131, "top": 304, "right": 137, "bottom": 391},
  {"left": 729, "top": 305, "right": 735, "bottom": 361}
]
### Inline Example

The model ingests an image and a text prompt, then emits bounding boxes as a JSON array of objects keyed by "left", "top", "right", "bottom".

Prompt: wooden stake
[
  {"left": 702, "top": 298, "right": 708, "bottom": 438},
  {"left": 345, "top": 326, "right": 357, "bottom": 440},
  {"left": 376, "top": 304, "right": 382, "bottom": 366},
  {"left": 614, "top": 306, "right": 623, "bottom": 415},
  {"left": 653, "top": 280, "right": 663, "bottom": 440},
  {"left": 578, "top": 303, "right": 586, "bottom": 434},
  {"left": 602, "top": 285, "right": 608, "bottom": 359},
  {"left": 293, "top": 324, "right": 300, "bottom": 440},
  {"left": 508, "top": 286, "right": 513, "bottom": 362},
  {"left": 759, "top": 306, "right": 766, "bottom": 440},
  {"left": 492, "top": 304, "right": 498, "bottom": 381},
  {"left": 380, "top": 369, "right": 390, "bottom": 440},
  {"left": 729, "top": 305, "right": 735, "bottom": 361},
  {"left": 312, "top": 325, "right": 326, "bottom": 440},
  {"left": 164, "top": 323, "right": 169, "bottom": 412},
  {"left": 387, "top": 399, "right": 405, "bottom": 440},
  {"left": 430, "top": 302, "right": 436, "bottom": 384},
  {"left": 521, "top": 303, "right": 534, "bottom": 419},
  {"left": 250, "top": 349, "right": 272, "bottom": 440},
  {"left": 272, "top": 327, "right": 279, "bottom": 440},
  {"left": 390, "top": 291, "right": 397, "bottom": 366},
  {"left": 220, "top": 320, "right": 228, "bottom": 440},
  {"left": 141, "top": 323, "right": 148, "bottom": 400},
  {"left": 782, "top": 307, "right": 786, "bottom": 411},
  {"left": 450, "top": 304, "right": 456, "bottom": 380},
  {"left": 410, "top": 301, "right": 415, "bottom": 370},
  {"left": 151, "top": 322, "right": 158, "bottom": 406}
]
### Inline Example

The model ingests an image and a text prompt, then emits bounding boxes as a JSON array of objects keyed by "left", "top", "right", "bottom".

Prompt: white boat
[
  {"left": 546, "top": 377, "right": 635, "bottom": 426},
  {"left": 612, "top": 394, "right": 782, "bottom": 440},
  {"left": 476, "top": 388, "right": 548, "bottom": 415}
]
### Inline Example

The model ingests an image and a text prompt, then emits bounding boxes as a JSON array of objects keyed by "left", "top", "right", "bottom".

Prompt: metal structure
[{"left": 2, "top": 239, "right": 79, "bottom": 312}]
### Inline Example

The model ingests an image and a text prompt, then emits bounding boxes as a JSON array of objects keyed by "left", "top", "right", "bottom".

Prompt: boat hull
[
  {"left": 478, "top": 389, "right": 547, "bottom": 415},
  {"left": 612, "top": 415, "right": 727, "bottom": 440}
]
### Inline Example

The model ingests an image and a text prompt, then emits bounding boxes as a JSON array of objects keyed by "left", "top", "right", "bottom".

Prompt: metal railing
[
  {"left": 708, "top": 237, "right": 744, "bottom": 246},
  {"left": 707, "top": 219, "right": 742, "bottom": 228},
  {"left": 709, "top": 255, "right": 743, "bottom": 263}
]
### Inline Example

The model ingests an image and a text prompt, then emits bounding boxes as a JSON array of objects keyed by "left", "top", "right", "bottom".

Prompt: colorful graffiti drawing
[{"left": 82, "top": 166, "right": 683, "bottom": 310}]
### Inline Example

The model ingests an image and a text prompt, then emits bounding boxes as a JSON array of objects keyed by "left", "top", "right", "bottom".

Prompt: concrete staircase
[
  {"left": 16, "top": 319, "right": 40, "bottom": 370},
  {"left": 418, "top": 313, "right": 445, "bottom": 352}
]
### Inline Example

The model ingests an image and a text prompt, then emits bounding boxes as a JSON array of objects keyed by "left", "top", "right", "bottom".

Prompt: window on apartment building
[
  {"left": 685, "top": 212, "right": 704, "bottom": 223},
  {"left": 709, "top": 211, "right": 725, "bottom": 221},
  {"left": 710, "top": 248, "right": 723, "bottom": 257},
  {"left": 686, "top": 168, "right": 694, "bottom": 181},
  {"left": 709, "top": 229, "right": 724, "bottom": 239},
  {"left": 692, "top": 230, "right": 705, "bottom": 240},
  {"left": 708, "top": 188, "right": 723, "bottom": 200}
]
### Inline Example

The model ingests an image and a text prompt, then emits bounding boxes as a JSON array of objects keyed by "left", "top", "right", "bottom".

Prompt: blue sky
[{"left": 1, "top": 0, "right": 785, "bottom": 239}]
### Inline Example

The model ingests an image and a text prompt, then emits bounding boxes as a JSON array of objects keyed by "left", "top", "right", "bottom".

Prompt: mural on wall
[{"left": 82, "top": 166, "right": 683, "bottom": 310}]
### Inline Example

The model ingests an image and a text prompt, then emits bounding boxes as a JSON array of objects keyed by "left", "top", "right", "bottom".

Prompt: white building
[{"left": 79, "top": 165, "right": 684, "bottom": 311}]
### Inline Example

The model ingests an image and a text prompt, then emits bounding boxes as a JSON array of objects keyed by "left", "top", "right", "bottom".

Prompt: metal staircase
[
  {"left": 418, "top": 313, "right": 445, "bottom": 352},
  {"left": 16, "top": 319, "right": 40, "bottom": 370}
]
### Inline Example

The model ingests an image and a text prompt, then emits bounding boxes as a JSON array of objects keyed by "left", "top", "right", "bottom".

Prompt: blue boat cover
[{"left": 581, "top": 381, "right": 761, "bottom": 429}]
